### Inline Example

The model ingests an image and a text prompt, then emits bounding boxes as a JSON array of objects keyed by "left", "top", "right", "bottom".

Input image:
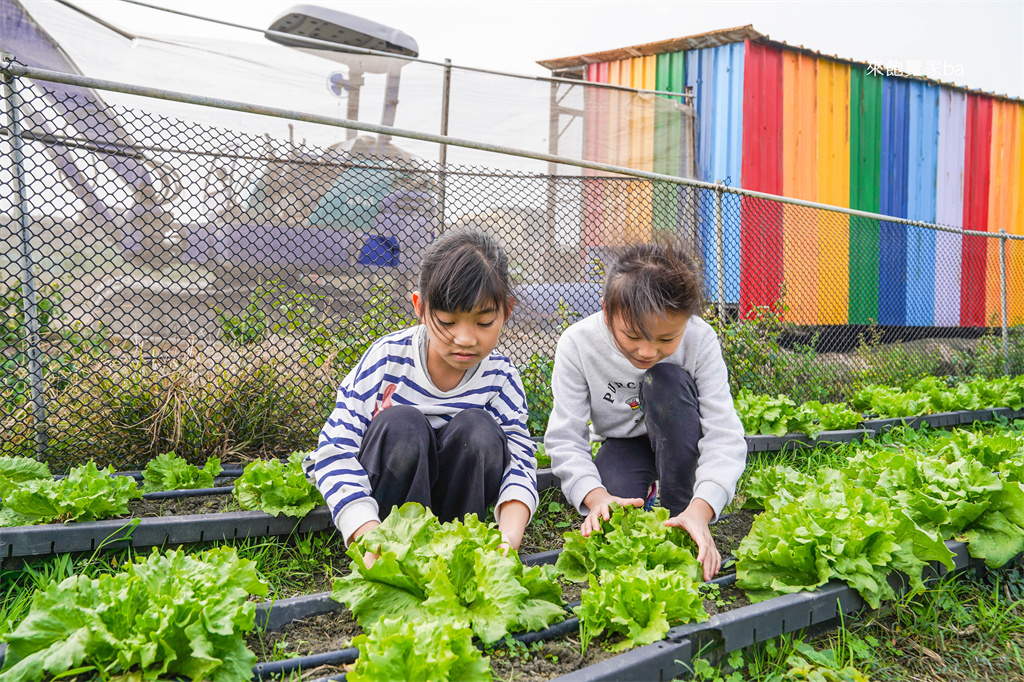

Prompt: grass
[{"left": 689, "top": 560, "right": 1024, "bottom": 682}]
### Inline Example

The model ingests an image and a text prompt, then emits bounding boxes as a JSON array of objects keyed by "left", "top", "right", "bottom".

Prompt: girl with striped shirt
[{"left": 305, "top": 230, "right": 537, "bottom": 550}]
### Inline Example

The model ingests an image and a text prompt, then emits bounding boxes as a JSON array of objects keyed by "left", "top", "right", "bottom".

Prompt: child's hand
[
  {"left": 665, "top": 499, "right": 720, "bottom": 581},
  {"left": 497, "top": 532, "right": 514, "bottom": 557},
  {"left": 580, "top": 488, "right": 644, "bottom": 537},
  {"left": 496, "top": 500, "right": 529, "bottom": 555},
  {"left": 348, "top": 519, "right": 382, "bottom": 569}
]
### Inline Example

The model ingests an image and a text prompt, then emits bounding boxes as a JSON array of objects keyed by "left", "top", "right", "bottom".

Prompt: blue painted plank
[
  {"left": 879, "top": 78, "right": 910, "bottom": 326},
  {"left": 906, "top": 82, "right": 939, "bottom": 326},
  {"left": 687, "top": 48, "right": 718, "bottom": 299},
  {"left": 710, "top": 43, "right": 745, "bottom": 304}
]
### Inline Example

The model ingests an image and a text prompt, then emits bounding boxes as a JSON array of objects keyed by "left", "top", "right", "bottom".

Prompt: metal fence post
[
  {"left": 2, "top": 67, "right": 48, "bottom": 457},
  {"left": 438, "top": 58, "right": 452, "bottom": 232},
  {"left": 714, "top": 180, "right": 725, "bottom": 324},
  {"left": 1000, "top": 229, "right": 1009, "bottom": 376}
]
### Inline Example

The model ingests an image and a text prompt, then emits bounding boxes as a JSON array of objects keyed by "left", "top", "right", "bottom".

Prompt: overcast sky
[{"left": 64, "top": 0, "right": 1024, "bottom": 99}]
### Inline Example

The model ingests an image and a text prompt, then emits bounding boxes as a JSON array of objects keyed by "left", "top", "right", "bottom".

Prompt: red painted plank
[
  {"left": 740, "top": 40, "right": 784, "bottom": 318},
  {"left": 961, "top": 94, "right": 992, "bottom": 327}
]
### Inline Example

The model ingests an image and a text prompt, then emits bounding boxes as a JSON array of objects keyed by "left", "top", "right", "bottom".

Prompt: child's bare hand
[
  {"left": 580, "top": 488, "right": 644, "bottom": 537},
  {"left": 665, "top": 500, "right": 720, "bottom": 581},
  {"left": 348, "top": 519, "right": 381, "bottom": 569}
]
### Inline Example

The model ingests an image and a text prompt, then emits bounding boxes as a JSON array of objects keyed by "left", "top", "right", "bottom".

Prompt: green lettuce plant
[
  {"left": 0, "top": 546, "right": 268, "bottom": 682},
  {"left": 843, "top": 444, "right": 1024, "bottom": 568},
  {"left": 851, "top": 385, "right": 931, "bottom": 419},
  {"left": 331, "top": 503, "right": 564, "bottom": 644},
  {"left": 576, "top": 564, "right": 707, "bottom": 653},
  {"left": 348, "top": 617, "right": 491, "bottom": 682},
  {"left": 0, "top": 456, "right": 50, "bottom": 498},
  {"left": 734, "top": 390, "right": 800, "bottom": 436},
  {"left": 0, "top": 461, "right": 141, "bottom": 527},
  {"left": 805, "top": 401, "right": 863, "bottom": 431},
  {"left": 556, "top": 504, "right": 703, "bottom": 583},
  {"left": 736, "top": 471, "right": 952, "bottom": 609},
  {"left": 141, "top": 452, "right": 222, "bottom": 493},
  {"left": 233, "top": 451, "right": 324, "bottom": 518}
]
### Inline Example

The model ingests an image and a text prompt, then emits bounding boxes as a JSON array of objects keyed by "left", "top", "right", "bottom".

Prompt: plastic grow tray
[
  {"left": 746, "top": 429, "right": 874, "bottom": 453},
  {"left": 0, "top": 494, "right": 333, "bottom": 564}
]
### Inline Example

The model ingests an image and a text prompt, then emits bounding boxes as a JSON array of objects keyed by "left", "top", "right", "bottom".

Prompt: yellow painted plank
[
  {"left": 816, "top": 60, "right": 851, "bottom": 324},
  {"left": 782, "top": 52, "right": 819, "bottom": 324}
]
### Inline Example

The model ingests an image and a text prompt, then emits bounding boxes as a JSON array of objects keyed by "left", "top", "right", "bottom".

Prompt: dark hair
[
  {"left": 417, "top": 229, "right": 513, "bottom": 324},
  {"left": 602, "top": 236, "right": 703, "bottom": 340}
]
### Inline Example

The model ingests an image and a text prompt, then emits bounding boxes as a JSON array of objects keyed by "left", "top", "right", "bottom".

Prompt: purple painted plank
[{"left": 935, "top": 88, "right": 966, "bottom": 327}]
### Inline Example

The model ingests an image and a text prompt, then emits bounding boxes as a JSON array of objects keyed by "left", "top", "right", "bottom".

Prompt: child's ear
[{"left": 410, "top": 291, "right": 423, "bottom": 319}]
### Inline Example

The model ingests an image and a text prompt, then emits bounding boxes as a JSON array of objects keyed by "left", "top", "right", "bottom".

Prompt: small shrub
[
  {"left": 215, "top": 297, "right": 267, "bottom": 346},
  {"left": 518, "top": 352, "right": 554, "bottom": 436}
]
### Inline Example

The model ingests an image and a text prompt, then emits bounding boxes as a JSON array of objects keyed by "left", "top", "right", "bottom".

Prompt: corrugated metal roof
[
  {"left": 537, "top": 25, "right": 1023, "bottom": 104},
  {"left": 535, "top": 25, "right": 763, "bottom": 71}
]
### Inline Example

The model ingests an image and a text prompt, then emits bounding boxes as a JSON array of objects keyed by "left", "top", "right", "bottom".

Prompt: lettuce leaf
[
  {"left": 576, "top": 564, "right": 707, "bottom": 653},
  {"left": 331, "top": 503, "right": 565, "bottom": 644},
  {"left": 556, "top": 504, "right": 702, "bottom": 584},
  {"left": 233, "top": 451, "right": 323, "bottom": 518},
  {"left": 0, "top": 461, "right": 140, "bottom": 527},
  {"left": 736, "top": 474, "right": 951, "bottom": 609},
  {"left": 0, "top": 456, "right": 50, "bottom": 498},
  {"left": 348, "top": 617, "right": 491, "bottom": 682},
  {"left": 141, "top": 452, "right": 222, "bottom": 493},
  {"left": 0, "top": 547, "right": 267, "bottom": 682}
]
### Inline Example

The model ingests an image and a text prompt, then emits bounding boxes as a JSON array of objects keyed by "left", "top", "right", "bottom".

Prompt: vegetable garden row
[{"left": 1, "top": 379, "right": 1023, "bottom": 680}]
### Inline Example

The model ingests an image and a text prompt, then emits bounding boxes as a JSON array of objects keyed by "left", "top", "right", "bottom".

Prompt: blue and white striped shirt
[{"left": 305, "top": 325, "right": 538, "bottom": 542}]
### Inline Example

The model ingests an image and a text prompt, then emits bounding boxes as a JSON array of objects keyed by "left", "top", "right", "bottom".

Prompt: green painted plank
[
  {"left": 654, "top": 52, "right": 686, "bottom": 232},
  {"left": 849, "top": 67, "right": 883, "bottom": 324}
]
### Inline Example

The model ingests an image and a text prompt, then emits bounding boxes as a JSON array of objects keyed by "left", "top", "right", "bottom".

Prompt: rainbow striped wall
[{"left": 583, "top": 39, "right": 1024, "bottom": 327}]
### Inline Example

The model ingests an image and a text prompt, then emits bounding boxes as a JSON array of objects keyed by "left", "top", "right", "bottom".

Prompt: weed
[{"left": 215, "top": 295, "right": 267, "bottom": 346}]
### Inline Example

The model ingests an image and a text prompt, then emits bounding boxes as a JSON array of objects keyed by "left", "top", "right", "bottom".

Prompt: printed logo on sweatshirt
[
  {"left": 626, "top": 396, "right": 640, "bottom": 410},
  {"left": 602, "top": 380, "right": 638, "bottom": 404}
]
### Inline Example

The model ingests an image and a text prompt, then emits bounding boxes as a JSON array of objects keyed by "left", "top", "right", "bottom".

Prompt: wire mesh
[{"left": 2, "top": 71, "right": 1022, "bottom": 471}]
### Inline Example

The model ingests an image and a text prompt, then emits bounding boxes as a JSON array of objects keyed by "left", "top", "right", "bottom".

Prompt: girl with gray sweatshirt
[{"left": 544, "top": 239, "right": 747, "bottom": 581}]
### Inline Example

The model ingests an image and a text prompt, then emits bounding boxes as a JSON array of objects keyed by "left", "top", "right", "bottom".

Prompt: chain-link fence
[{"left": 3, "top": 64, "right": 1023, "bottom": 471}]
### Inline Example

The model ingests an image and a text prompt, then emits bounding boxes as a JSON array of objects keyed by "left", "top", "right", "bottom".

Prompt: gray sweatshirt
[{"left": 544, "top": 312, "right": 747, "bottom": 520}]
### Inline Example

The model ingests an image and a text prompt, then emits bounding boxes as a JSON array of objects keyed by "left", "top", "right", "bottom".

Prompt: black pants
[
  {"left": 357, "top": 405, "right": 510, "bottom": 523},
  {"left": 594, "top": 363, "right": 702, "bottom": 516}
]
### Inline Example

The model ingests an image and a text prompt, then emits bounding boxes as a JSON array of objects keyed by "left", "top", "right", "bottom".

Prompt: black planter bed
[
  {"left": 748, "top": 406, "right": 1024, "bottom": 452},
  {"left": 1, "top": 469, "right": 558, "bottom": 566},
  {"left": 0, "top": 490, "right": 332, "bottom": 565},
  {"left": 745, "top": 429, "right": 874, "bottom": 453}
]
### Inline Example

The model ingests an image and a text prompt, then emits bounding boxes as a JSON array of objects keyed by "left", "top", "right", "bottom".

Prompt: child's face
[
  {"left": 412, "top": 292, "right": 507, "bottom": 373},
  {"left": 604, "top": 307, "right": 689, "bottom": 370}
]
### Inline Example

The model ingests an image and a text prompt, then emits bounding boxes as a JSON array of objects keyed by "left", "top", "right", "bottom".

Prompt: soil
[
  {"left": 520, "top": 488, "right": 577, "bottom": 556},
  {"left": 559, "top": 579, "right": 585, "bottom": 605},
  {"left": 710, "top": 508, "right": 758, "bottom": 561},
  {"left": 127, "top": 494, "right": 238, "bottom": 517},
  {"left": 247, "top": 610, "right": 361, "bottom": 661},
  {"left": 702, "top": 581, "right": 753, "bottom": 617},
  {"left": 488, "top": 640, "right": 619, "bottom": 682}
]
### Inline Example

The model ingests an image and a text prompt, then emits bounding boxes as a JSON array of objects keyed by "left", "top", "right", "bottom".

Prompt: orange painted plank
[
  {"left": 816, "top": 60, "right": 850, "bottom": 324},
  {"left": 988, "top": 100, "right": 1018, "bottom": 325},
  {"left": 782, "top": 52, "right": 819, "bottom": 324}
]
